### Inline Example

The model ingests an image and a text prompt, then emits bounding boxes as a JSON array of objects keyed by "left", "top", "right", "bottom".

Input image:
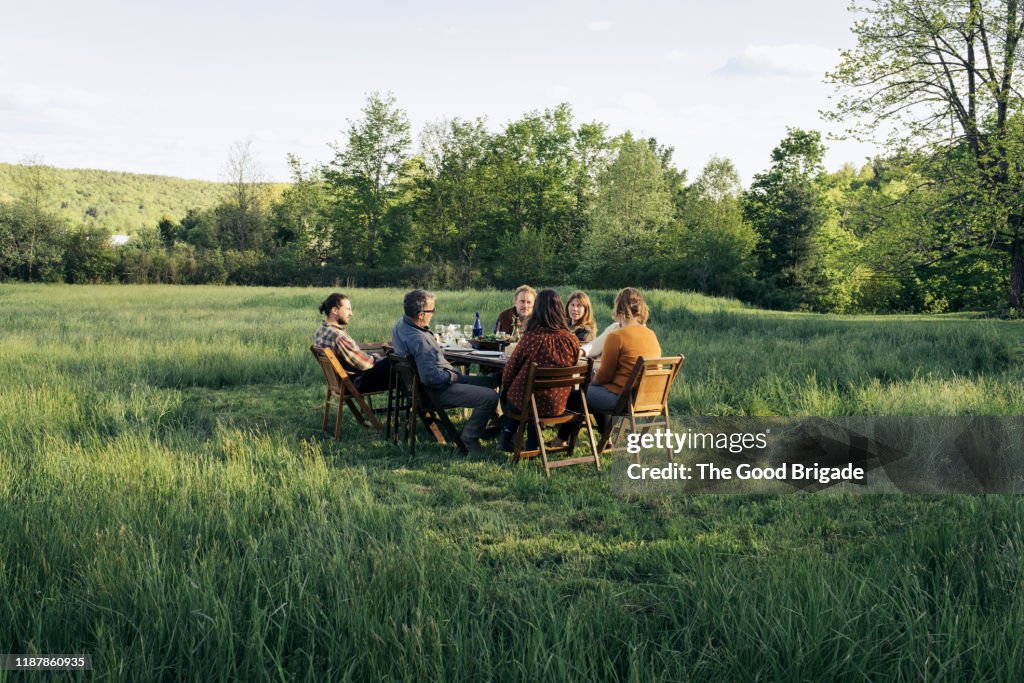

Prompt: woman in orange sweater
[{"left": 556, "top": 287, "right": 660, "bottom": 442}]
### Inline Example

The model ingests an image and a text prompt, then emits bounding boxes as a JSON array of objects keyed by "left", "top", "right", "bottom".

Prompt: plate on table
[{"left": 469, "top": 350, "right": 504, "bottom": 357}]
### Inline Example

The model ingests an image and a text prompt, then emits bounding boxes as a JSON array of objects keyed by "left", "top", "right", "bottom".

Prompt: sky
[{"left": 0, "top": 0, "right": 880, "bottom": 186}]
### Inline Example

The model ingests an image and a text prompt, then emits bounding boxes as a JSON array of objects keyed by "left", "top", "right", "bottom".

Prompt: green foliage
[
  {"left": 325, "top": 92, "right": 412, "bottom": 268},
  {"left": 0, "top": 161, "right": 232, "bottom": 234},
  {"left": 577, "top": 134, "right": 675, "bottom": 286},
  {"left": 671, "top": 157, "right": 756, "bottom": 296},
  {"left": 744, "top": 129, "right": 858, "bottom": 311},
  {"left": 827, "top": 0, "right": 1024, "bottom": 311},
  {"left": 5, "top": 89, "right": 1022, "bottom": 316},
  {"left": 0, "top": 169, "right": 67, "bottom": 281},
  {"left": 273, "top": 155, "right": 334, "bottom": 265},
  {"left": 63, "top": 225, "right": 118, "bottom": 283},
  {"left": 413, "top": 117, "right": 494, "bottom": 273},
  {"left": 492, "top": 226, "right": 558, "bottom": 287}
]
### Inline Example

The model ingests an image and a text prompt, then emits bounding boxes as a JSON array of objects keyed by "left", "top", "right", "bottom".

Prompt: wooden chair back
[
  {"left": 521, "top": 359, "right": 594, "bottom": 402},
  {"left": 600, "top": 355, "right": 685, "bottom": 458},
  {"left": 628, "top": 355, "right": 685, "bottom": 415},
  {"left": 507, "top": 359, "right": 600, "bottom": 476},
  {"left": 311, "top": 345, "right": 350, "bottom": 396}
]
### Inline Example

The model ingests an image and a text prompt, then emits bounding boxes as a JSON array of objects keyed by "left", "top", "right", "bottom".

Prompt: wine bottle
[{"left": 473, "top": 311, "right": 483, "bottom": 338}]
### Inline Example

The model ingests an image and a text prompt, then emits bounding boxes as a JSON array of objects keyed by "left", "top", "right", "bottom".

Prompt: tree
[
  {"left": 743, "top": 129, "right": 862, "bottom": 311},
  {"left": 325, "top": 92, "right": 412, "bottom": 268},
  {"left": 414, "top": 117, "right": 494, "bottom": 274},
  {"left": 63, "top": 226, "right": 117, "bottom": 283},
  {"left": 220, "top": 140, "right": 269, "bottom": 251},
  {"left": 577, "top": 134, "right": 675, "bottom": 286},
  {"left": 674, "top": 157, "right": 757, "bottom": 295},
  {"left": 274, "top": 154, "right": 333, "bottom": 265},
  {"left": 0, "top": 163, "right": 66, "bottom": 281},
  {"left": 483, "top": 104, "right": 606, "bottom": 282},
  {"left": 157, "top": 215, "right": 180, "bottom": 246},
  {"left": 827, "top": 0, "right": 1024, "bottom": 311}
]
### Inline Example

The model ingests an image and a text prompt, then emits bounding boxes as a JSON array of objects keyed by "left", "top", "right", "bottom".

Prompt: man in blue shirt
[{"left": 391, "top": 289, "right": 499, "bottom": 452}]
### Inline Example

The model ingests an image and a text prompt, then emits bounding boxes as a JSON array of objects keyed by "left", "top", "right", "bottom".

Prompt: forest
[{"left": 3, "top": 0, "right": 1024, "bottom": 315}]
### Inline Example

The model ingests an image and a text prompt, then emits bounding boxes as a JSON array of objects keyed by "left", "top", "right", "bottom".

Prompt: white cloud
[
  {"left": 665, "top": 49, "right": 689, "bottom": 62},
  {"left": 714, "top": 44, "right": 839, "bottom": 79},
  {"left": 587, "top": 20, "right": 612, "bottom": 32}
]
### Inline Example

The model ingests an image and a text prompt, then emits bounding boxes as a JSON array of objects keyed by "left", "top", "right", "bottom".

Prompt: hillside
[{"left": 0, "top": 162, "right": 234, "bottom": 235}]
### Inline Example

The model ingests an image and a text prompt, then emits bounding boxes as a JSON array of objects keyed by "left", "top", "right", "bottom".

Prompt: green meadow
[{"left": 2, "top": 284, "right": 1023, "bottom": 681}]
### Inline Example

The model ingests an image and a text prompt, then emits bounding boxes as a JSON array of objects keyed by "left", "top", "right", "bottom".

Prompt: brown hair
[
  {"left": 319, "top": 292, "right": 349, "bottom": 315},
  {"left": 525, "top": 289, "right": 569, "bottom": 332},
  {"left": 613, "top": 287, "right": 650, "bottom": 324},
  {"left": 566, "top": 290, "right": 596, "bottom": 332}
]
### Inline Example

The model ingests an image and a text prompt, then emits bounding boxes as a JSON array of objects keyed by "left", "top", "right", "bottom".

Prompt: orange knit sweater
[{"left": 593, "top": 326, "right": 661, "bottom": 394}]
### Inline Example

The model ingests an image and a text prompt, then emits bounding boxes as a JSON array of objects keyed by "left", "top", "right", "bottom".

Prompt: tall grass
[{"left": 1, "top": 283, "right": 1023, "bottom": 681}]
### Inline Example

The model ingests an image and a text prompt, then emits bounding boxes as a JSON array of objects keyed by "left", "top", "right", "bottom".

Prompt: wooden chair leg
[
  {"left": 532, "top": 409, "right": 551, "bottom": 478},
  {"left": 512, "top": 419, "right": 528, "bottom": 464},
  {"left": 322, "top": 389, "right": 332, "bottom": 433},
  {"left": 662, "top": 406, "right": 672, "bottom": 461},
  {"left": 584, "top": 418, "right": 600, "bottom": 471},
  {"left": 334, "top": 396, "right": 344, "bottom": 439},
  {"left": 385, "top": 378, "right": 394, "bottom": 441}
]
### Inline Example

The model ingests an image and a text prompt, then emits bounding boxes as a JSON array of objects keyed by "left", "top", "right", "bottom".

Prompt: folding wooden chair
[
  {"left": 310, "top": 345, "right": 386, "bottom": 438},
  {"left": 596, "top": 355, "right": 685, "bottom": 460},
  {"left": 386, "top": 352, "right": 468, "bottom": 455},
  {"left": 505, "top": 359, "right": 600, "bottom": 477}
]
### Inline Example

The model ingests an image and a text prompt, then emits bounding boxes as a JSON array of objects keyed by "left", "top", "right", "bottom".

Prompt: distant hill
[{"left": 0, "top": 163, "right": 235, "bottom": 235}]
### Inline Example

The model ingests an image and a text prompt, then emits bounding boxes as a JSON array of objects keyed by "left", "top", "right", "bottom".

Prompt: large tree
[
  {"left": 577, "top": 134, "right": 675, "bottom": 286},
  {"left": 827, "top": 0, "right": 1024, "bottom": 311},
  {"left": 414, "top": 117, "right": 493, "bottom": 272},
  {"left": 326, "top": 92, "right": 412, "bottom": 268},
  {"left": 675, "top": 157, "right": 757, "bottom": 295},
  {"left": 743, "top": 129, "right": 834, "bottom": 309}
]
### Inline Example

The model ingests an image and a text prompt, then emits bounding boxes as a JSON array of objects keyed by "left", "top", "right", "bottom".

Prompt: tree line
[{"left": 3, "top": 0, "right": 1024, "bottom": 315}]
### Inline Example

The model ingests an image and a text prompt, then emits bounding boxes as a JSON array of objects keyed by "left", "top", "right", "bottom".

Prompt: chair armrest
[{"left": 362, "top": 341, "right": 392, "bottom": 352}]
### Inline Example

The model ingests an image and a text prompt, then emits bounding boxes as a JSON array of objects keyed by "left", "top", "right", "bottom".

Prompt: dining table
[{"left": 442, "top": 347, "right": 508, "bottom": 371}]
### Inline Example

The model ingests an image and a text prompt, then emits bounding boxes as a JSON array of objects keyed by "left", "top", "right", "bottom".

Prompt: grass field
[{"left": 2, "top": 284, "right": 1023, "bottom": 681}]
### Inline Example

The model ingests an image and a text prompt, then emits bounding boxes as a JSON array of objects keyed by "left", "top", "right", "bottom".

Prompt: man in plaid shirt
[{"left": 314, "top": 293, "right": 391, "bottom": 392}]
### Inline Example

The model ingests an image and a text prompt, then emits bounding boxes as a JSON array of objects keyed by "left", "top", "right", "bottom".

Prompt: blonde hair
[
  {"left": 566, "top": 290, "right": 596, "bottom": 331},
  {"left": 514, "top": 284, "right": 537, "bottom": 301},
  {"left": 613, "top": 287, "right": 650, "bottom": 324}
]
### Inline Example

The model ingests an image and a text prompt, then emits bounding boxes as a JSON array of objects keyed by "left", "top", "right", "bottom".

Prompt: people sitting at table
[
  {"left": 566, "top": 290, "right": 597, "bottom": 344},
  {"left": 391, "top": 289, "right": 499, "bottom": 453},
  {"left": 314, "top": 292, "right": 391, "bottom": 393},
  {"left": 497, "top": 289, "right": 580, "bottom": 452},
  {"left": 555, "top": 287, "right": 660, "bottom": 445},
  {"left": 494, "top": 284, "right": 536, "bottom": 337}
]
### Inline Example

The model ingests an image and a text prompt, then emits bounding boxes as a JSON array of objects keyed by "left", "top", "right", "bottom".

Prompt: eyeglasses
[{"left": 421, "top": 308, "right": 436, "bottom": 314}]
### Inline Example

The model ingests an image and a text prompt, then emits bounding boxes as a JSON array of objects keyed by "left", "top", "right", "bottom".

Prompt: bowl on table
[{"left": 470, "top": 337, "right": 510, "bottom": 352}]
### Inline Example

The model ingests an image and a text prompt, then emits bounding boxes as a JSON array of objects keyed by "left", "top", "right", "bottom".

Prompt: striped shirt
[{"left": 313, "top": 321, "right": 375, "bottom": 374}]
